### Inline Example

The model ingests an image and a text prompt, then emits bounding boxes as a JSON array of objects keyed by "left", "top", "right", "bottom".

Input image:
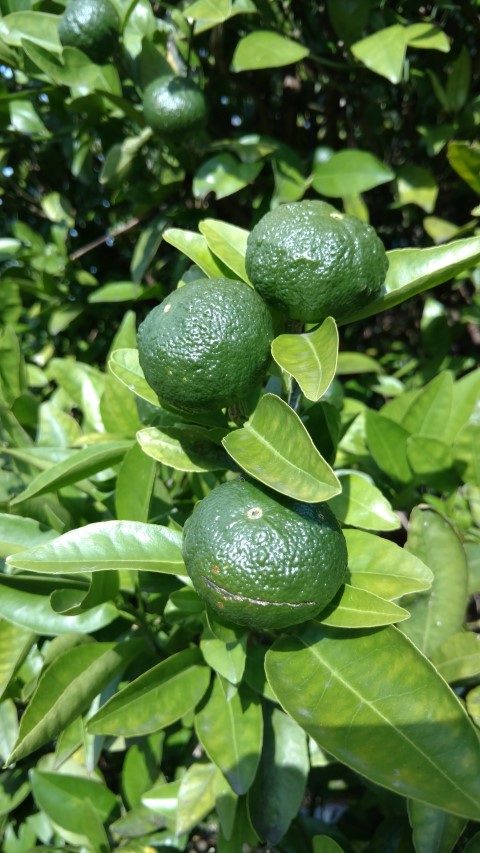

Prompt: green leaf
[
  {"left": 6, "top": 520, "right": 185, "bottom": 575},
  {"left": 431, "top": 633, "right": 480, "bottom": 684},
  {"left": 176, "top": 763, "right": 219, "bottom": 835},
  {"left": 0, "top": 11, "right": 61, "bottom": 51},
  {"left": 271, "top": 318, "right": 338, "bottom": 402},
  {"left": 407, "top": 435, "right": 454, "bottom": 480},
  {"left": 0, "top": 576, "right": 118, "bottom": 635},
  {"left": 0, "top": 619, "right": 34, "bottom": 701},
  {"left": 46, "top": 358, "right": 105, "bottom": 433},
  {"left": 447, "top": 141, "right": 480, "bottom": 194},
  {"left": 130, "top": 215, "right": 167, "bottom": 284},
  {"left": 232, "top": 31, "right": 309, "bottom": 71},
  {"left": 318, "top": 584, "right": 409, "bottom": 628},
  {"left": 454, "top": 423, "right": 480, "bottom": 486},
  {"left": 30, "top": 770, "right": 117, "bottom": 840},
  {"left": 326, "top": 0, "right": 371, "bottom": 46},
  {"left": 194, "top": 154, "right": 264, "bottom": 201},
  {"left": 248, "top": 705, "right": 309, "bottom": 844},
  {"left": 336, "top": 352, "right": 382, "bottom": 374},
  {"left": 199, "top": 219, "right": 250, "bottom": 282},
  {"left": 401, "top": 373, "right": 453, "bottom": 439},
  {"left": 0, "top": 512, "right": 57, "bottom": 557},
  {"left": 446, "top": 46, "right": 471, "bottom": 113},
  {"left": 200, "top": 613, "right": 247, "bottom": 685},
  {"left": 184, "top": 0, "right": 233, "bottom": 22},
  {"left": 88, "top": 648, "right": 210, "bottom": 736},
  {"left": 8, "top": 640, "right": 141, "bottom": 763},
  {"left": 448, "top": 369, "right": 480, "bottom": 441},
  {"left": 108, "top": 348, "right": 160, "bottom": 406},
  {"left": 0, "top": 325, "right": 25, "bottom": 405},
  {"left": 115, "top": 442, "right": 156, "bottom": 522},
  {"left": 137, "top": 426, "right": 230, "bottom": 473},
  {"left": 396, "top": 165, "right": 439, "bottom": 213},
  {"left": 351, "top": 25, "right": 407, "bottom": 84},
  {"left": 195, "top": 677, "right": 263, "bottom": 795},
  {"left": 408, "top": 800, "right": 467, "bottom": 853},
  {"left": 405, "top": 23, "right": 450, "bottom": 52},
  {"left": 313, "top": 837, "right": 346, "bottom": 853},
  {"left": 328, "top": 472, "right": 400, "bottom": 531},
  {"left": 265, "top": 622, "right": 480, "bottom": 820},
  {"left": 345, "top": 529, "right": 434, "bottom": 601},
  {"left": 163, "top": 228, "right": 232, "bottom": 278},
  {"left": 340, "top": 236, "right": 480, "bottom": 324},
  {"left": 366, "top": 410, "right": 412, "bottom": 484},
  {"left": 222, "top": 393, "right": 341, "bottom": 502},
  {"left": 312, "top": 150, "right": 394, "bottom": 197},
  {"left": 400, "top": 508, "right": 468, "bottom": 657},
  {"left": 9, "top": 441, "right": 132, "bottom": 505}
]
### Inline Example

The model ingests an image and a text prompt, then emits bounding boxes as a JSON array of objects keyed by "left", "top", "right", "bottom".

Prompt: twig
[{"left": 69, "top": 215, "right": 143, "bottom": 261}]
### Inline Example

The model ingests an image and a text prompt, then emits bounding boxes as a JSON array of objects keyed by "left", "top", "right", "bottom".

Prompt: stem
[{"left": 185, "top": 19, "right": 195, "bottom": 77}]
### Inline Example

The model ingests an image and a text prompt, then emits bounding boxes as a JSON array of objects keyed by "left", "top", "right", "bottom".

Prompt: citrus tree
[{"left": 1, "top": 1, "right": 480, "bottom": 851}]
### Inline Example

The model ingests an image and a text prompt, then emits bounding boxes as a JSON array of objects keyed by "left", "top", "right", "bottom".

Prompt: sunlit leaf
[
  {"left": 271, "top": 318, "right": 338, "bottom": 402},
  {"left": 266, "top": 622, "right": 480, "bottom": 820},
  {"left": 222, "top": 393, "right": 341, "bottom": 502}
]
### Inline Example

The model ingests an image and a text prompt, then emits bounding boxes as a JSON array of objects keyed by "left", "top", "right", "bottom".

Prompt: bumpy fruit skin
[
  {"left": 245, "top": 200, "right": 388, "bottom": 323},
  {"left": 137, "top": 278, "right": 273, "bottom": 414},
  {"left": 143, "top": 75, "right": 207, "bottom": 135},
  {"left": 182, "top": 478, "right": 348, "bottom": 630},
  {"left": 58, "top": 0, "right": 120, "bottom": 63}
]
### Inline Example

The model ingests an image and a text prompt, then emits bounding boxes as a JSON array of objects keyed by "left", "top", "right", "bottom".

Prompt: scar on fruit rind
[{"left": 247, "top": 507, "right": 263, "bottom": 519}]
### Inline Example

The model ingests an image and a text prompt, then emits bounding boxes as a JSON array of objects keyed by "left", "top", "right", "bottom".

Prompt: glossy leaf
[
  {"left": 115, "top": 441, "right": 156, "bottom": 522},
  {"left": 193, "top": 154, "right": 264, "bottom": 201},
  {"left": 232, "top": 31, "right": 309, "bottom": 72},
  {"left": 30, "top": 770, "right": 118, "bottom": 837},
  {"left": 195, "top": 677, "right": 263, "bottom": 795},
  {"left": 328, "top": 472, "right": 400, "bottom": 531},
  {"left": 0, "top": 512, "right": 57, "bottom": 557},
  {"left": 366, "top": 410, "right": 412, "bottom": 484},
  {"left": 7, "top": 519, "right": 185, "bottom": 575},
  {"left": 108, "top": 348, "right": 160, "bottom": 406},
  {"left": 8, "top": 640, "right": 142, "bottom": 763},
  {"left": 340, "top": 236, "right": 480, "bottom": 324},
  {"left": 9, "top": 441, "right": 132, "bottom": 506},
  {"left": 0, "top": 619, "right": 34, "bottom": 701},
  {"left": 431, "top": 633, "right": 480, "bottom": 684},
  {"left": 407, "top": 435, "right": 454, "bottom": 479},
  {"left": 176, "top": 763, "right": 219, "bottom": 835},
  {"left": 271, "top": 318, "right": 338, "bottom": 402},
  {"left": 401, "top": 372, "right": 453, "bottom": 439},
  {"left": 405, "top": 23, "right": 450, "bottom": 52},
  {"left": 200, "top": 613, "right": 247, "bottom": 685},
  {"left": 345, "top": 529, "right": 433, "bottom": 601},
  {"left": 88, "top": 648, "right": 210, "bottom": 736},
  {"left": 401, "top": 508, "right": 468, "bottom": 657},
  {"left": 137, "top": 426, "right": 229, "bottom": 473},
  {"left": 448, "top": 369, "right": 480, "bottom": 441},
  {"left": 265, "top": 622, "right": 480, "bottom": 820},
  {"left": 46, "top": 358, "right": 105, "bottom": 433},
  {"left": 0, "top": 11, "right": 61, "bottom": 51},
  {"left": 408, "top": 800, "right": 467, "bottom": 853},
  {"left": 447, "top": 141, "right": 480, "bottom": 194},
  {"left": 336, "top": 352, "right": 382, "bottom": 374},
  {"left": 351, "top": 25, "right": 407, "bottom": 83},
  {"left": 318, "top": 584, "right": 409, "bottom": 628},
  {"left": 163, "top": 228, "right": 231, "bottom": 278},
  {"left": 0, "top": 578, "right": 118, "bottom": 635},
  {"left": 199, "top": 219, "right": 250, "bottom": 282},
  {"left": 222, "top": 393, "right": 341, "bottom": 502},
  {"left": 248, "top": 705, "right": 309, "bottom": 844},
  {"left": 312, "top": 150, "right": 394, "bottom": 197},
  {"left": 397, "top": 165, "right": 439, "bottom": 213},
  {"left": 454, "top": 423, "right": 480, "bottom": 486}
]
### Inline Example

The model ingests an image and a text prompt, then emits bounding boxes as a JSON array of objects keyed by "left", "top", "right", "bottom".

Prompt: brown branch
[{"left": 69, "top": 216, "right": 144, "bottom": 261}]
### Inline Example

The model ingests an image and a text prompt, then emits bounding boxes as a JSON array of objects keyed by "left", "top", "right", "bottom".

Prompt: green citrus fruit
[
  {"left": 58, "top": 0, "right": 120, "bottom": 63},
  {"left": 143, "top": 75, "right": 207, "bottom": 135},
  {"left": 137, "top": 278, "right": 273, "bottom": 414},
  {"left": 183, "top": 478, "right": 348, "bottom": 630},
  {"left": 245, "top": 200, "right": 388, "bottom": 323}
]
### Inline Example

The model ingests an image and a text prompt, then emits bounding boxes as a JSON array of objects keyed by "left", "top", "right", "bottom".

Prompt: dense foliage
[{"left": 1, "top": 1, "right": 480, "bottom": 851}]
